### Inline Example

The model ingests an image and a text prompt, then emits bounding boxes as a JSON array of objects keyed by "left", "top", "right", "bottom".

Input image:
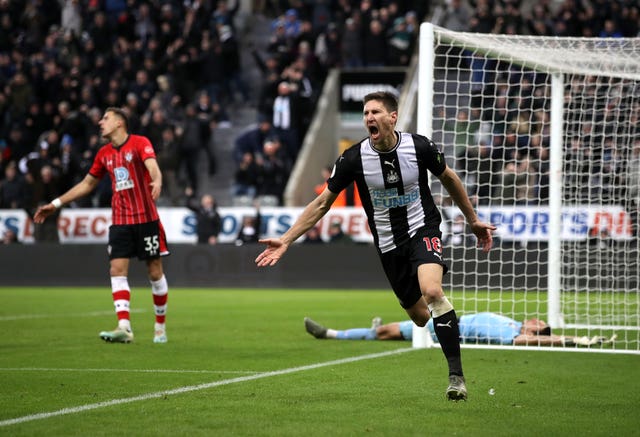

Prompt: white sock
[{"left": 118, "top": 319, "right": 132, "bottom": 331}]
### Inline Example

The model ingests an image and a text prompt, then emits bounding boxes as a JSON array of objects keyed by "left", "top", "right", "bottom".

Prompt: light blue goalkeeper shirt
[{"left": 414, "top": 312, "right": 523, "bottom": 345}]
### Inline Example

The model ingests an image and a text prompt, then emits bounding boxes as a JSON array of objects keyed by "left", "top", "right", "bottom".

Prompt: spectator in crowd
[
  {"left": 26, "top": 164, "right": 61, "bottom": 243},
  {"left": 314, "top": 165, "right": 362, "bottom": 208},
  {"left": 212, "top": 0, "right": 239, "bottom": 33},
  {"left": 209, "top": 100, "right": 232, "bottom": 128},
  {"left": 267, "top": 19, "right": 295, "bottom": 69},
  {"left": 23, "top": 101, "right": 54, "bottom": 148},
  {"left": 129, "top": 69, "right": 156, "bottom": 111},
  {"left": 526, "top": 3, "right": 554, "bottom": 36},
  {"left": 194, "top": 91, "right": 220, "bottom": 173},
  {"left": 598, "top": 19, "right": 623, "bottom": 38},
  {"left": 314, "top": 22, "right": 341, "bottom": 75},
  {"left": 57, "top": 134, "right": 83, "bottom": 194},
  {"left": 256, "top": 136, "right": 289, "bottom": 205},
  {"left": 197, "top": 35, "right": 225, "bottom": 105},
  {"left": 341, "top": 17, "right": 364, "bottom": 68},
  {"left": 404, "top": 10, "right": 420, "bottom": 37},
  {"left": 218, "top": 24, "right": 250, "bottom": 105},
  {"left": 140, "top": 101, "right": 168, "bottom": 149},
  {"left": 271, "top": 80, "right": 305, "bottom": 160},
  {"left": 387, "top": 16, "right": 413, "bottom": 66},
  {"left": 283, "top": 60, "right": 314, "bottom": 135},
  {"left": 315, "top": 166, "right": 342, "bottom": 206},
  {"left": 0, "top": 160, "right": 27, "bottom": 209},
  {"left": 303, "top": 226, "right": 325, "bottom": 244},
  {"left": 442, "top": 108, "right": 480, "bottom": 162},
  {"left": 232, "top": 151, "right": 260, "bottom": 199},
  {"left": 233, "top": 116, "right": 275, "bottom": 164},
  {"left": 235, "top": 203, "right": 262, "bottom": 245},
  {"left": 294, "top": 31, "right": 320, "bottom": 81},
  {"left": 327, "top": 221, "right": 354, "bottom": 244},
  {"left": 255, "top": 65, "right": 282, "bottom": 127},
  {"left": 282, "top": 8, "right": 302, "bottom": 38},
  {"left": 176, "top": 103, "right": 214, "bottom": 193},
  {"left": 153, "top": 75, "right": 181, "bottom": 122},
  {"left": 495, "top": 157, "right": 537, "bottom": 206},
  {"left": 5, "top": 124, "right": 31, "bottom": 164},
  {"left": 444, "top": 213, "right": 469, "bottom": 247},
  {"left": 154, "top": 125, "right": 182, "bottom": 206},
  {"left": 361, "top": 19, "right": 387, "bottom": 67},
  {"left": 1, "top": 228, "right": 19, "bottom": 244},
  {"left": 188, "top": 193, "right": 223, "bottom": 245}
]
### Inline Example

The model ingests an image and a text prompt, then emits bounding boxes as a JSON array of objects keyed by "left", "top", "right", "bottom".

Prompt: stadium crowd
[
  {"left": 0, "top": 0, "right": 639, "bottom": 243},
  {"left": 438, "top": 0, "right": 640, "bottom": 221}
]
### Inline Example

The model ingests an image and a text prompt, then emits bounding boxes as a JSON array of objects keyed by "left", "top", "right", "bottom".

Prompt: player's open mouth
[{"left": 368, "top": 126, "right": 379, "bottom": 135}]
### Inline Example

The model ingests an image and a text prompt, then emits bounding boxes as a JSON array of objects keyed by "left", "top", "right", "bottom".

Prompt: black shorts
[
  {"left": 378, "top": 227, "right": 448, "bottom": 309},
  {"left": 108, "top": 220, "right": 170, "bottom": 260}
]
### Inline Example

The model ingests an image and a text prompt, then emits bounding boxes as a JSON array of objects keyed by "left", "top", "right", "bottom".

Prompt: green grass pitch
[{"left": 1, "top": 287, "right": 638, "bottom": 436}]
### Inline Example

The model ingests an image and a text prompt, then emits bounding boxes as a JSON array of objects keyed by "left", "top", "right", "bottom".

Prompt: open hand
[
  {"left": 34, "top": 204, "right": 56, "bottom": 224},
  {"left": 255, "top": 238, "right": 288, "bottom": 267},
  {"left": 470, "top": 221, "right": 497, "bottom": 252}
]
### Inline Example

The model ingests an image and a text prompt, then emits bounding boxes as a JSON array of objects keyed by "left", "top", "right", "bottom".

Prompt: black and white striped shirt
[{"left": 327, "top": 131, "right": 446, "bottom": 253}]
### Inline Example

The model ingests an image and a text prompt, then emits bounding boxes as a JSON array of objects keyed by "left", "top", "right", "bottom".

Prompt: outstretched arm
[
  {"left": 34, "top": 174, "right": 99, "bottom": 223},
  {"left": 513, "top": 334, "right": 617, "bottom": 346},
  {"left": 255, "top": 188, "right": 338, "bottom": 267},
  {"left": 437, "top": 165, "right": 496, "bottom": 252}
]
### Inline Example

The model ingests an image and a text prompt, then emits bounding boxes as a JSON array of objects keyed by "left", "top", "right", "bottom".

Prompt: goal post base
[{"left": 412, "top": 322, "right": 435, "bottom": 348}]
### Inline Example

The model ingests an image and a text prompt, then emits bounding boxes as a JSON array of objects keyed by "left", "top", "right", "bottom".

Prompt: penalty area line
[{"left": 0, "top": 347, "right": 414, "bottom": 427}]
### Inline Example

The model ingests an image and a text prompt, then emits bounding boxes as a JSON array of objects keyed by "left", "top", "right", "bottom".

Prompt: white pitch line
[
  {"left": 0, "top": 309, "right": 145, "bottom": 321},
  {"left": 0, "top": 368, "right": 258, "bottom": 374},
  {"left": 0, "top": 347, "right": 414, "bottom": 427}
]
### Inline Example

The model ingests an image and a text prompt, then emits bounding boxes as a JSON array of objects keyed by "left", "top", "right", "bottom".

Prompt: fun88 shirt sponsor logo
[
  {"left": 114, "top": 167, "right": 134, "bottom": 191},
  {"left": 371, "top": 188, "right": 419, "bottom": 209}
]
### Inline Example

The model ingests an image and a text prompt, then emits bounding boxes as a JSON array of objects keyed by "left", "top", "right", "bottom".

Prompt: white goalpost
[{"left": 414, "top": 22, "right": 640, "bottom": 354}]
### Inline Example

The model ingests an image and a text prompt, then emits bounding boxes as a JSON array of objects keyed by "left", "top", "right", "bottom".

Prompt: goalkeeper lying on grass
[{"left": 304, "top": 313, "right": 616, "bottom": 347}]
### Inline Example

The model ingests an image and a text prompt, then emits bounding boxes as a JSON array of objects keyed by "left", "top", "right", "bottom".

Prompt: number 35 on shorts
[{"left": 144, "top": 235, "right": 160, "bottom": 256}]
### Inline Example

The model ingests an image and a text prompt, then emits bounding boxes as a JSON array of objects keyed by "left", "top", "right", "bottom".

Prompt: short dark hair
[
  {"left": 105, "top": 107, "right": 129, "bottom": 131},
  {"left": 539, "top": 326, "right": 552, "bottom": 335},
  {"left": 363, "top": 91, "right": 398, "bottom": 113}
]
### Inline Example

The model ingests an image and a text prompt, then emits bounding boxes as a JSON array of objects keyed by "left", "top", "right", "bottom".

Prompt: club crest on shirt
[
  {"left": 386, "top": 169, "right": 399, "bottom": 184},
  {"left": 125, "top": 152, "right": 133, "bottom": 162}
]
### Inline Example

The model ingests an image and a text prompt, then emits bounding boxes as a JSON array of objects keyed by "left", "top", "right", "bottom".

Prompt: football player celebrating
[{"left": 256, "top": 91, "right": 496, "bottom": 401}]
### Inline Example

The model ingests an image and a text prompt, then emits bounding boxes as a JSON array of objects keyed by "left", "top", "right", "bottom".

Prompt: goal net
[{"left": 417, "top": 23, "right": 640, "bottom": 354}]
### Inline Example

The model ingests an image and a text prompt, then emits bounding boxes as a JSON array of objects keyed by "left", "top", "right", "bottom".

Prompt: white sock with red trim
[
  {"left": 111, "top": 276, "right": 132, "bottom": 332},
  {"left": 151, "top": 275, "right": 168, "bottom": 326}
]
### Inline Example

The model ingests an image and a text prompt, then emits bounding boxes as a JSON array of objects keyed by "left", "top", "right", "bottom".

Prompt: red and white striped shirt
[{"left": 90, "top": 134, "right": 159, "bottom": 225}]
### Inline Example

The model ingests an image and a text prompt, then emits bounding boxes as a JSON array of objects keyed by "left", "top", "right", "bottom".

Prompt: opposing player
[
  {"left": 256, "top": 91, "right": 496, "bottom": 401},
  {"left": 304, "top": 315, "right": 617, "bottom": 347},
  {"left": 34, "top": 107, "right": 170, "bottom": 344}
]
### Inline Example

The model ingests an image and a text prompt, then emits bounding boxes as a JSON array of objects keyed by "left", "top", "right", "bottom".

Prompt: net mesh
[{"left": 423, "top": 25, "right": 640, "bottom": 353}]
